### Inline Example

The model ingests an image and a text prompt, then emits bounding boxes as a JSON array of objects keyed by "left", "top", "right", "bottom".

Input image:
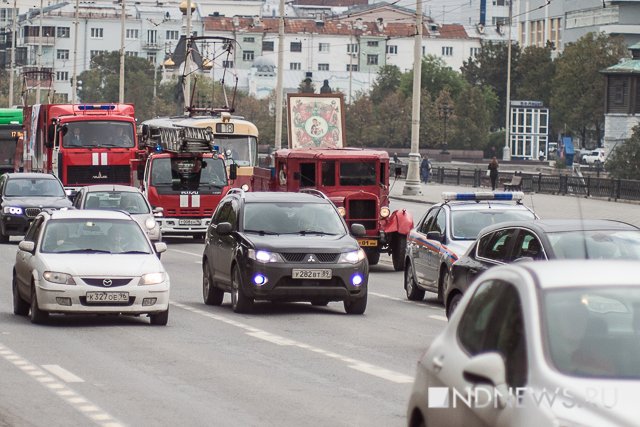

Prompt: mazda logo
[
  {"left": 306, "top": 254, "right": 317, "bottom": 263},
  {"left": 103, "top": 279, "right": 113, "bottom": 287}
]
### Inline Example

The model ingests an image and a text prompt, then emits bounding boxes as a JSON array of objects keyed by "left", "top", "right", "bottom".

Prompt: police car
[{"left": 403, "top": 192, "right": 537, "bottom": 302}]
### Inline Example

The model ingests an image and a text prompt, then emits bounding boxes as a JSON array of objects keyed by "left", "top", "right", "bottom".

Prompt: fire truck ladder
[{"left": 146, "top": 125, "right": 216, "bottom": 153}]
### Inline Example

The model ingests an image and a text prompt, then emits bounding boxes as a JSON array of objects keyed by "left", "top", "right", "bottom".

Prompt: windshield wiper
[
  {"left": 297, "top": 230, "right": 338, "bottom": 235},
  {"left": 117, "top": 250, "right": 150, "bottom": 254},
  {"left": 244, "top": 229, "right": 279, "bottom": 235},
  {"left": 56, "top": 248, "right": 112, "bottom": 254}
]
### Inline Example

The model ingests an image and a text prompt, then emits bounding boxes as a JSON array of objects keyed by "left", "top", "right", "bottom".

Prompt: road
[{"left": 0, "top": 199, "right": 445, "bottom": 427}]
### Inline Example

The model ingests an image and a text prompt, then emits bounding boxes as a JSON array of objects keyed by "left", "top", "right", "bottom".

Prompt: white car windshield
[{"left": 242, "top": 202, "right": 346, "bottom": 235}]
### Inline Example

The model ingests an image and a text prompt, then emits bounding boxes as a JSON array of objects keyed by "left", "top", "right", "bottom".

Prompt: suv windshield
[
  {"left": 243, "top": 202, "right": 346, "bottom": 235},
  {"left": 5, "top": 178, "right": 65, "bottom": 197}
]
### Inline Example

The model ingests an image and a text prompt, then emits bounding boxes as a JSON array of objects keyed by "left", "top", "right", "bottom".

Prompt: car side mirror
[
  {"left": 18, "top": 240, "right": 35, "bottom": 253},
  {"left": 154, "top": 241, "right": 167, "bottom": 254},
  {"left": 152, "top": 207, "right": 164, "bottom": 217},
  {"left": 229, "top": 163, "right": 237, "bottom": 180},
  {"left": 426, "top": 231, "right": 442, "bottom": 242},
  {"left": 462, "top": 352, "right": 509, "bottom": 409},
  {"left": 216, "top": 222, "right": 233, "bottom": 235},
  {"left": 137, "top": 164, "right": 144, "bottom": 181},
  {"left": 350, "top": 223, "right": 366, "bottom": 237},
  {"left": 47, "top": 124, "right": 55, "bottom": 146}
]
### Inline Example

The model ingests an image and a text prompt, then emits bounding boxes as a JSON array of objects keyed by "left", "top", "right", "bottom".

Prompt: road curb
[{"left": 390, "top": 195, "right": 437, "bottom": 205}]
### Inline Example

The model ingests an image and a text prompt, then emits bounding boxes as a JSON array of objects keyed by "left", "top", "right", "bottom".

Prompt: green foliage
[
  {"left": 449, "top": 85, "right": 496, "bottom": 149},
  {"left": 370, "top": 65, "right": 403, "bottom": 104},
  {"left": 514, "top": 45, "right": 555, "bottom": 107},
  {"left": 605, "top": 125, "right": 640, "bottom": 179},
  {"left": 401, "top": 55, "right": 466, "bottom": 101}
]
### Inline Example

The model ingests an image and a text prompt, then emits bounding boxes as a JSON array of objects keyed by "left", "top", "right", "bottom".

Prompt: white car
[
  {"left": 407, "top": 260, "right": 640, "bottom": 427},
  {"left": 581, "top": 148, "right": 606, "bottom": 165},
  {"left": 12, "top": 209, "right": 170, "bottom": 325}
]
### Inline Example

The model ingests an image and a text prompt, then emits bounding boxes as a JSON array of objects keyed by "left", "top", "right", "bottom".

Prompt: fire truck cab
[{"left": 272, "top": 147, "right": 413, "bottom": 270}]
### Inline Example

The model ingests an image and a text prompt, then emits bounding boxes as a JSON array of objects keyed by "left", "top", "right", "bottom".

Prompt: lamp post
[
  {"left": 118, "top": 0, "right": 125, "bottom": 104},
  {"left": 8, "top": 0, "right": 17, "bottom": 107},
  {"left": 502, "top": 0, "right": 513, "bottom": 161},
  {"left": 438, "top": 102, "right": 453, "bottom": 154}
]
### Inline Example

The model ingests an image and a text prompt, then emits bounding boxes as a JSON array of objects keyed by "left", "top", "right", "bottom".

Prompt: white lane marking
[
  {"left": 42, "top": 364, "right": 85, "bottom": 383},
  {"left": 169, "top": 249, "right": 202, "bottom": 257},
  {"left": 369, "top": 291, "right": 444, "bottom": 311},
  {"left": 428, "top": 315, "right": 447, "bottom": 322},
  {"left": 172, "top": 301, "right": 414, "bottom": 384},
  {"left": 0, "top": 343, "right": 124, "bottom": 427}
]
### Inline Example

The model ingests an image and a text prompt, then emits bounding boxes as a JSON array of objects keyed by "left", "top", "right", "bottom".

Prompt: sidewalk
[{"left": 388, "top": 179, "right": 640, "bottom": 227}]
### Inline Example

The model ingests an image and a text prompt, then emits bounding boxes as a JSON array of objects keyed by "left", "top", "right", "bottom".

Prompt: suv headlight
[
  {"left": 43, "top": 271, "right": 76, "bottom": 285},
  {"left": 248, "top": 249, "right": 284, "bottom": 263},
  {"left": 140, "top": 272, "right": 166, "bottom": 285},
  {"left": 3, "top": 206, "right": 23, "bottom": 215},
  {"left": 338, "top": 249, "right": 366, "bottom": 264}
]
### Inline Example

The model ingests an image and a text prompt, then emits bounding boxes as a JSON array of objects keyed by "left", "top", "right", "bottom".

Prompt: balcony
[
  {"left": 142, "top": 42, "right": 162, "bottom": 50},
  {"left": 23, "top": 36, "right": 55, "bottom": 46}
]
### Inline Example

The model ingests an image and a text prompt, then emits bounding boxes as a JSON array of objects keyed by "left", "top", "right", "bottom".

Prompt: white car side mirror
[
  {"left": 18, "top": 240, "right": 35, "bottom": 253},
  {"left": 154, "top": 242, "right": 167, "bottom": 254},
  {"left": 462, "top": 352, "right": 509, "bottom": 409}
]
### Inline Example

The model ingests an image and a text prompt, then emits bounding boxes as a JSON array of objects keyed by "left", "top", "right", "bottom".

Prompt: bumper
[
  {"left": 1, "top": 214, "right": 32, "bottom": 235},
  {"left": 157, "top": 217, "right": 210, "bottom": 235},
  {"left": 239, "top": 259, "right": 368, "bottom": 302},
  {"left": 35, "top": 279, "right": 170, "bottom": 314}
]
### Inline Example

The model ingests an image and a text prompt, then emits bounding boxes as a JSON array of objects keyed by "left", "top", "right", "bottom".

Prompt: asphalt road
[{"left": 0, "top": 198, "right": 447, "bottom": 427}]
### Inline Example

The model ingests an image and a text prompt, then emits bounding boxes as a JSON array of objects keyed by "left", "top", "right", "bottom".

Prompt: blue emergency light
[
  {"left": 78, "top": 105, "right": 116, "bottom": 111},
  {"left": 213, "top": 145, "right": 220, "bottom": 152},
  {"left": 154, "top": 142, "right": 163, "bottom": 153},
  {"left": 442, "top": 192, "right": 524, "bottom": 202}
]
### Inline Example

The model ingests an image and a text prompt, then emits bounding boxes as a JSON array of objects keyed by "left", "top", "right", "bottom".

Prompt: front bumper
[
  {"left": 156, "top": 217, "right": 210, "bottom": 235},
  {"left": 1, "top": 213, "right": 33, "bottom": 236},
  {"left": 239, "top": 259, "right": 368, "bottom": 302}
]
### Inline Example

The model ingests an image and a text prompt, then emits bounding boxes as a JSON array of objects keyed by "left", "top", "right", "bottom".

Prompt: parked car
[
  {"left": 201, "top": 190, "right": 369, "bottom": 314},
  {"left": 72, "top": 184, "right": 162, "bottom": 243},
  {"left": 0, "top": 172, "right": 73, "bottom": 243},
  {"left": 12, "top": 209, "right": 170, "bottom": 325},
  {"left": 445, "top": 219, "right": 640, "bottom": 318},
  {"left": 403, "top": 192, "right": 537, "bottom": 303},
  {"left": 581, "top": 148, "right": 606, "bottom": 165},
  {"left": 407, "top": 260, "right": 640, "bottom": 427}
]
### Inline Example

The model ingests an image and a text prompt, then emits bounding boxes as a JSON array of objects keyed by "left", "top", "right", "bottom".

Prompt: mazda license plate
[
  {"left": 179, "top": 219, "right": 201, "bottom": 225},
  {"left": 357, "top": 239, "right": 378, "bottom": 247},
  {"left": 86, "top": 292, "right": 129, "bottom": 302},
  {"left": 292, "top": 269, "right": 332, "bottom": 280}
]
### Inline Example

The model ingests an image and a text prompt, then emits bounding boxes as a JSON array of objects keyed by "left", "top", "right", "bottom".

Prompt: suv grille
[
  {"left": 281, "top": 253, "right": 339, "bottom": 263},
  {"left": 66, "top": 165, "right": 131, "bottom": 185},
  {"left": 25, "top": 208, "right": 42, "bottom": 218}
]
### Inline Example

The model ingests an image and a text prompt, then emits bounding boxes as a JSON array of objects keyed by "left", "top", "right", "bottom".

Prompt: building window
[
  {"left": 319, "top": 43, "right": 330, "bottom": 52},
  {"left": 90, "top": 28, "right": 104, "bottom": 39},
  {"left": 243, "top": 37, "right": 255, "bottom": 43},
  {"left": 56, "top": 49, "right": 69, "bottom": 60},
  {"left": 243, "top": 50, "right": 254, "bottom": 61},
  {"left": 165, "top": 30, "right": 179, "bottom": 40},
  {"left": 126, "top": 29, "right": 139, "bottom": 39},
  {"left": 56, "top": 71, "right": 69, "bottom": 81},
  {"left": 470, "top": 47, "right": 480, "bottom": 57},
  {"left": 263, "top": 41, "right": 274, "bottom": 52},
  {"left": 367, "top": 54, "right": 378, "bottom": 65},
  {"left": 346, "top": 64, "right": 358, "bottom": 72},
  {"left": 386, "top": 45, "right": 398, "bottom": 55},
  {"left": 290, "top": 42, "right": 302, "bottom": 52},
  {"left": 367, "top": 41, "right": 379, "bottom": 47},
  {"left": 290, "top": 62, "right": 301, "bottom": 70},
  {"left": 125, "top": 51, "right": 138, "bottom": 57},
  {"left": 147, "top": 30, "right": 157, "bottom": 45},
  {"left": 318, "top": 63, "right": 329, "bottom": 71},
  {"left": 56, "top": 27, "right": 70, "bottom": 38},
  {"left": 347, "top": 44, "right": 358, "bottom": 53},
  {"left": 90, "top": 50, "right": 106, "bottom": 60},
  {"left": 223, "top": 60, "right": 234, "bottom": 68},
  {"left": 147, "top": 53, "right": 156, "bottom": 63},
  {"left": 442, "top": 46, "right": 453, "bottom": 56}
]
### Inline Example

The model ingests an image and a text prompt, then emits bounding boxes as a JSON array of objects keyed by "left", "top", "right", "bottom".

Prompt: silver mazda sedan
[{"left": 12, "top": 209, "right": 170, "bottom": 325}]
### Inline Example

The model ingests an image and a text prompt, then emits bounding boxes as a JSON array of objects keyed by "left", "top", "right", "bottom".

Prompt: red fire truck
[
  {"left": 21, "top": 103, "right": 138, "bottom": 190},
  {"left": 136, "top": 121, "right": 234, "bottom": 239}
]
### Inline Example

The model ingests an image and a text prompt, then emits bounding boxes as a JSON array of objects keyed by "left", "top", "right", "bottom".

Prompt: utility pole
[
  {"left": 184, "top": 0, "right": 192, "bottom": 111},
  {"left": 402, "top": 0, "right": 423, "bottom": 196},
  {"left": 8, "top": 0, "right": 17, "bottom": 107},
  {"left": 36, "top": 0, "right": 43, "bottom": 103},
  {"left": 119, "top": 0, "right": 125, "bottom": 103},
  {"left": 274, "top": 0, "right": 284, "bottom": 149},
  {"left": 72, "top": 0, "right": 79, "bottom": 103},
  {"left": 502, "top": 0, "right": 513, "bottom": 161}
]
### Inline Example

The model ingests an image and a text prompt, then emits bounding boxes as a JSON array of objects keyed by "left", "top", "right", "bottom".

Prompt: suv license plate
[
  {"left": 86, "top": 292, "right": 129, "bottom": 302},
  {"left": 292, "top": 269, "right": 332, "bottom": 280},
  {"left": 179, "top": 219, "right": 201, "bottom": 225},
  {"left": 357, "top": 239, "right": 378, "bottom": 247}
]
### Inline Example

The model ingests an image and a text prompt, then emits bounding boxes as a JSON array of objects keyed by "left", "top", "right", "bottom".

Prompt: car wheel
[
  {"left": 13, "top": 276, "right": 29, "bottom": 316},
  {"left": 365, "top": 250, "right": 380, "bottom": 266},
  {"left": 391, "top": 234, "right": 406, "bottom": 271},
  {"left": 344, "top": 293, "right": 367, "bottom": 314},
  {"left": 149, "top": 307, "right": 169, "bottom": 326},
  {"left": 231, "top": 266, "right": 253, "bottom": 313},
  {"left": 311, "top": 299, "right": 329, "bottom": 306},
  {"left": 405, "top": 263, "right": 425, "bottom": 301},
  {"left": 203, "top": 262, "right": 224, "bottom": 306},
  {"left": 447, "top": 293, "right": 462, "bottom": 319},
  {"left": 438, "top": 268, "right": 450, "bottom": 303},
  {"left": 29, "top": 284, "right": 48, "bottom": 324}
]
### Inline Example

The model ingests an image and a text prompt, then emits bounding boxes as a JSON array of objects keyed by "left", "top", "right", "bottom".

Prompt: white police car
[{"left": 403, "top": 192, "right": 537, "bottom": 302}]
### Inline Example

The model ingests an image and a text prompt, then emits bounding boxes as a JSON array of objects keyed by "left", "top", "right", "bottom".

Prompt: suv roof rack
[{"left": 299, "top": 189, "right": 329, "bottom": 200}]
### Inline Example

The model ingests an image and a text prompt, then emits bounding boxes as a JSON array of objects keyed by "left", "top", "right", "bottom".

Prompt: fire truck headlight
[
  {"left": 241, "top": 184, "right": 250, "bottom": 191},
  {"left": 380, "top": 207, "right": 390, "bottom": 218},
  {"left": 337, "top": 207, "right": 346, "bottom": 217},
  {"left": 3, "top": 206, "right": 23, "bottom": 215},
  {"left": 145, "top": 218, "right": 157, "bottom": 230}
]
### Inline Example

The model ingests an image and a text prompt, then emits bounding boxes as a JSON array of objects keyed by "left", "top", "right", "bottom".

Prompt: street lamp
[{"left": 438, "top": 102, "right": 453, "bottom": 154}]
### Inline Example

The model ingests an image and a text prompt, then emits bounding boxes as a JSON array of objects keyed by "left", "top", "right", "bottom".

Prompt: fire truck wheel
[
  {"left": 391, "top": 234, "right": 407, "bottom": 271},
  {"left": 344, "top": 293, "right": 367, "bottom": 315},
  {"left": 365, "top": 250, "right": 380, "bottom": 265}
]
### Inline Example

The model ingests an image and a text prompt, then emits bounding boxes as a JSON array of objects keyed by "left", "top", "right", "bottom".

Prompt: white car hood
[{"left": 41, "top": 253, "right": 163, "bottom": 277}]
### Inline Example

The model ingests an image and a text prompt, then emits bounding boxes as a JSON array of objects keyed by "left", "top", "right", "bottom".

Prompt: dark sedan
[
  {"left": 0, "top": 172, "right": 72, "bottom": 242},
  {"left": 201, "top": 190, "right": 369, "bottom": 314},
  {"left": 445, "top": 219, "right": 640, "bottom": 317}
]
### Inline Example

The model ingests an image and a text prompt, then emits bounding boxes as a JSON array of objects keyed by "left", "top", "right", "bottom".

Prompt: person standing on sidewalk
[
  {"left": 488, "top": 157, "right": 499, "bottom": 190},
  {"left": 420, "top": 156, "right": 432, "bottom": 184}
]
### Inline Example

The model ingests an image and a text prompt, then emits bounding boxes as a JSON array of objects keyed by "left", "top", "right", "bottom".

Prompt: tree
[
  {"left": 605, "top": 125, "right": 640, "bottom": 180},
  {"left": 514, "top": 45, "right": 555, "bottom": 107},
  {"left": 449, "top": 85, "right": 497, "bottom": 150},
  {"left": 551, "top": 32, "right": 628, "bottom": 148},
  {"left": 370, "top": 65, "right": 402, "bottom": 104},
  {"left": 400, "top": 55, "right": 466, "bottom": 101}
]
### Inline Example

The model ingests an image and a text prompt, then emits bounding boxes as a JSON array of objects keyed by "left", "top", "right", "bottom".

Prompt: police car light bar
[{"left": 442, "top": 192, "right": 524, "bottom": 202}]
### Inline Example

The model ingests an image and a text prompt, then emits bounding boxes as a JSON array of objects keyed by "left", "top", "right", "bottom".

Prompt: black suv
[
  {"left": 202, "top": 190, "right": 369, "bottom": 314},
  {"left": 0, "top": 173, "right": 72, "bottom": 243}
]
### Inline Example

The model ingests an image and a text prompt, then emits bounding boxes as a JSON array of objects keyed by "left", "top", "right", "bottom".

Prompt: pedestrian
[
  {"left": 420, "top": 156, "right": 432, "bottom": 184},
  {"left": 393, "top": 152, "right": 401, "bottom": 164},
  {"left": 539, "top": 150, "right": 545, "bottom": 161},
  {"left": 488, "top": 156, "right": 499, "bottom": 191}
]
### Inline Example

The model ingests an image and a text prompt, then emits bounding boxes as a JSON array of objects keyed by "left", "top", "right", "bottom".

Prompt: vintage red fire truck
[
  {"left": 135, "top": 120, "right": 233, "bottom": 239},
  {"left": 21, "top": 103, "right": 138, "bottom": 190}
]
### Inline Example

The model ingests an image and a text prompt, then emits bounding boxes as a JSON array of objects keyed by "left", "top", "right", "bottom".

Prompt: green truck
[{"left": 0, "top": 108, "right": 23, "bottom": 173}]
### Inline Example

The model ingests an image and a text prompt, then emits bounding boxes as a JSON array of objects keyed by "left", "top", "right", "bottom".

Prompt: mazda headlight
[
  {"left": 43, "top": 271, "right": 76, "bottom": 285},
  {"left": 338, "top": 249, "right": 366, "bottom": 264},
  {"left": 248, "top": 249, "right": 284, "bottom": 263},
  {"left": 3, "top": 206, "right": 23, "bottom": 215},
  {"left": 139, "top": 272, "right": 166, "bottom": 285}
]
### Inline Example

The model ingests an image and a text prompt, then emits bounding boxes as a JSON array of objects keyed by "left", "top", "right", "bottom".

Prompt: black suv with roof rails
[{"left": 201, "top": 189, "right": 369, "bottom": 314}]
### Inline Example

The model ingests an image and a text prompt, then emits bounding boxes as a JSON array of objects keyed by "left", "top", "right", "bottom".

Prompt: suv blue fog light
[
  {"left": 351, "top": 273, "right": 363, "bottom": 286},
  {"left": 253, "top": 274, "right": 268, "bottom": 286}
]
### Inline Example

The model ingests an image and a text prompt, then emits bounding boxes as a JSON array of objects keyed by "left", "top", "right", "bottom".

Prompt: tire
[
  {"left": 438, "top": 268, "right": 450, "bottom": 303},
  {"left": 149, "top": 308, "right": 169, "bottom": 325},
  {"left": 311, "top": 299, "right": 329, "bottom": 306},
  {"left": 231, "top": 266, "right": 253, "bottom": 313},
  {"left": 344, "top": 293, "right": 367, "bottom": 314},
  {"left": 203, "top": 262, "right": 224, "bottom": 306},
  {"left": 366, "top": 250, "right": 380, "bottom": 266},
  {"left": 405, "top": 263, "right": 425, "bottom": 301},
  {"left": 29, "top": 284, "right": 48, "bottom": 324},
  {"left": 446, "top": 293, "right": 462, "bottom": 319},
  {"left": 391, "top": 234, "right": 407, "bottom": 271},
  {"left": 13, "top": 276, "right": 29, "bottom": 316}
]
